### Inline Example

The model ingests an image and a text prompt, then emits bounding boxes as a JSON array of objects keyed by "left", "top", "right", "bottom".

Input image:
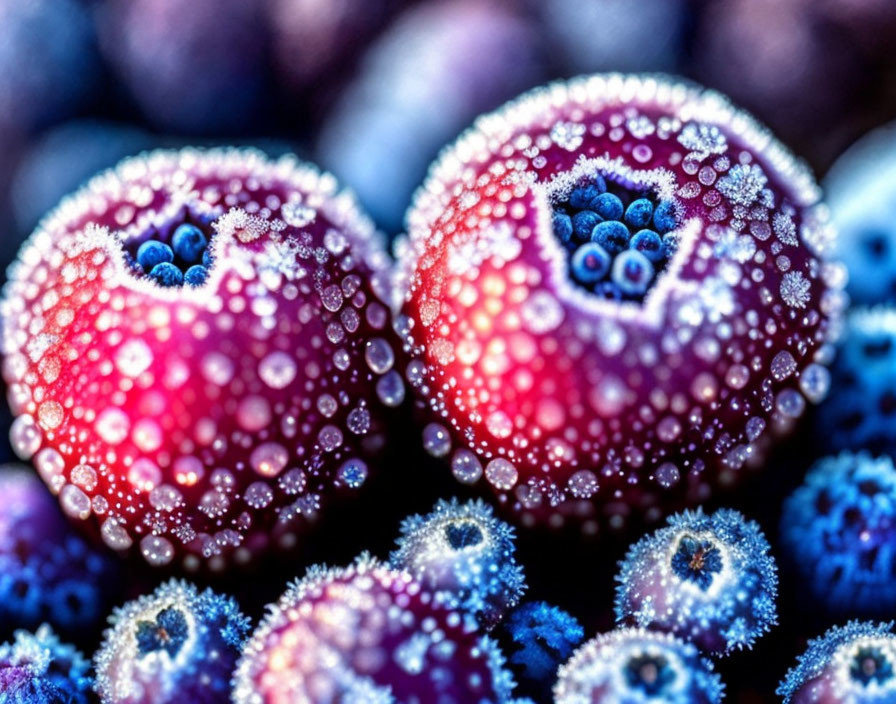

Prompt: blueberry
[
  {"left": 572, "top": 210, "right": 602, "bottom": 241},
  {"left": 592, "top": 193, "right": 623, "bottom": 220},
  {"left": 570, "top": 242, "right": 611, "bottom": 284},
  {"left": 202, "top": 249, "right": 212, "bottom": 267},
  {"left": 592, "top": 220, "right": 630, "bottom": 254},
  {"left": 653, "top": 200, "right": 678, "bottom": 233},
  {"left": 624, "top": 198, "right": 654, "bottom": 229},
  {"left": 171, "top": 224, "right": 208, "bottom": 264},
  {"left": 149, "top": 262, "right": 184, "bottom": 287},
  {"left": 184, "top": 265, "right": 208, "bottom": 286},
  {"left": 630, "top": 229, "right": 665, "bottom": 262},
  {"left": 136, "top": 240, "right": 174, "bottom": 271},
  {"left": 553, "top": 212, "right": 574, "bottom": 244},
  {"left": 612, "top": 250, "right": 655, "bottom": 296},
  {"left": 568, "top": 180, "right": 605, "bottom": 209}
]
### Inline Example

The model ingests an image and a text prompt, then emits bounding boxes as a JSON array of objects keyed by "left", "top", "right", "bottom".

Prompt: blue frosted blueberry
[
  {"left": 612, "top": 249, "right": 655, "bottom": 296},
  {"left": 630, "top": 229, "right": 664, "bottom": 262},
  {"left": 592, "top": 220, "right": 629, "bottom": 254},
  {"left": 592, "top": 192, "right": 624, "bottom": 220},
  {"left": 136, "top": 240, "right": 174, "bottom": 271},
  {"left": 653, "top": 199, "right": 678, "bottom": 233},
  {"left": 571, "top": 210, "right": 602, "bottom": 241},
  {"left": 149, "top": 262, "right": 184, "bottom": 287},
  {"left": 171, "top": 224, "right": 207, "bottom": 264},
  {"left": 552, "top": 212, "right": 574, "bottom": 244},
  {"left": 571, "top": 243, "right": 611, "bottom": 285},
  {"left": 184, "top": 265, "right": 208, "bottom": 287},
  {"left": 624, "top": 198, "right": 654, "bottom": 228}
]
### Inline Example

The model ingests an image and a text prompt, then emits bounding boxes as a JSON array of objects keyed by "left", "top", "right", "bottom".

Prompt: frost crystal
[
  {"left": 678, "top": 123, "right": 727, "bottom": 160},
  {"left": 780, "top": 270, "right": 811, "bottom": 308},
  {"left": 716, "top": 164, "right": 768, "bottom": 207},
  {"left": 550, "top": 121, "right": 586, "bottom": 151}
]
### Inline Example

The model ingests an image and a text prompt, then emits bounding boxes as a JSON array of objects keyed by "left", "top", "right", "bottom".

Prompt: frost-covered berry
[
  {"left": 824, "top": 123, "right": 896, "bottom": 306},
  {"left": 0, "top": 466, "right": 120, "bottom": 637},
  {"left": 0, "top": 148, "right": 404, "bottom": 570},
  {"left": 615, "top": 507, "right": 778, "bottom": 656},
  {"left": 781, "top": 453, "right": 896, "bottom": 614},
  {"left": 397, "top": 74, "right": 845, "bottom": 529},
  {"left": 316, "top": 0, "right": 545, "bottom": 232},
  {"left": 503, "top": 601, "right": 584, "bottom": 696},
  {"left": 96, "top": 0, "right": 267, "bottom": 133},
  {"left": 0, "top": 625, "right": 91, "bottom": 704},
  {"left": 94, "top": 580, "right": 250, "bottom": 704},
  {"left": 815, "top": 308, "right": 896, "bottom": 456},
  {"left": 232, "top": 555, "right": 519, "bottom": 704},
  {"left": 554, "top": 628, "right": 724, "bottom": 704},
  {"left": 390, "top": 498, "right": 526, "bottom": 629},
  {"left": 778, "top": 621, "right": 896, "bottom": 703}
]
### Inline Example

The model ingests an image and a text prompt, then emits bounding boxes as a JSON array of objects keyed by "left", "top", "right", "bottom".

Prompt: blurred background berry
[{"left": 0, "top": 1, "right": 894, "bottom": 701}]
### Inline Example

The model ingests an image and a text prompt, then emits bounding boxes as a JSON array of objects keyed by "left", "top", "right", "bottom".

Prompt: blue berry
[
  {"left": 184, "top": 265, "right": 208, "bottom": 287},
  {"left": 592, "top": 192, "right": 624, "bottom": 220},
  {"left": 202, "top": 249, "right": 212, "bottom": 267},
  {"left": 504, "top": 602, "right": 584, "bottom": 690},
  {"left": 552, "top": 212, "right": 574, "bottom": 244},
  {"left": 624, "top": 198, "right": 654, "bottom": 228},
  {"left": 653, "top": 200, "right": 678, "bottom": 233},
  {"left": 592, "top": 220, "right": 629, "bottom": 254},
  {"left": 94, "top": 580, "right": 250, "bottom": 704},
  {"left": 389, "top": 498, "right": 526, "bottom": 629},
  {"left": 630, "top": 229, "right": 664, "bottom": 262},
  {"left": 815, "top": 308, "right": 896, "bottom": 455},
  {"left": 781, "top": 452, "right": 896, "bottom": 614},
  {"left": 612, "top": 249, "right": 654, "bottom": 295},
  {"left": 571, "top": 210, "right": 601, "bottom": 240},
  {"left": 171, "top": 224, "right": 208, "bottom": 263},
  {"left": 0, "top": 625, "right": 91, "bottom": 704},
  {"left": 778, "top": 621, "right": 896, "bottom": 703},
  {"left": 149, "top": 262, "right": 184, "bottom": 287},
  {"left": 571, "top": 243, "right": 611, "bottom": 284},
  {"left": 568, "top": 182, "right": 605, "bottom": 209},
  {"left": 555, "top": 629, "right": 724, "bottom": 704},
  {"left": 136, "top": 240, "right": 174, "bottom": 271},
  {"left": 615, "top": 508, "right": 778, "bottom": 656}
]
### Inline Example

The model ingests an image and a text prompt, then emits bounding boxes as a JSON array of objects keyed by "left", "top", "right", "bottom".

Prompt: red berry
[
  {"left": 397, "top": 75, "right": 846, "bottom": 530},
  {"left": 1, "top": 148, "right": 404, "bottom": 570}
]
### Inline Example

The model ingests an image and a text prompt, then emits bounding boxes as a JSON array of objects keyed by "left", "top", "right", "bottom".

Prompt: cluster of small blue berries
[
  {"left": 551, "top": 175, "right": 678, "bottom": 300},
  {"left": 0, "top": 625, "right": 91, "bottom": 704},
  {"left": 132, "top": 222, "right": 213, "bottom": 287}
]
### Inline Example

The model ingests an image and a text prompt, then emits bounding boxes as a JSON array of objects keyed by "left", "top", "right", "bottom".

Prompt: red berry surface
[
  {"left": 1, "top": 148, "right": 404, "bottom": 571},
  {"left": 397, "top": 74, "right": 846, "bottom": 531}
]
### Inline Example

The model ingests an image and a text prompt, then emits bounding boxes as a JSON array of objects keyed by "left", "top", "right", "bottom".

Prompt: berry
[
  {"left": 592, "top": 192, "right": 624, "bottom": 221},
  {"left": 170, "top": 224, "right": 207, "bottom": 264},
  {"left": 136, "top": 241, "right": 174, "bottom": 271},
  {"left": 0, "top": 625, "right": 91, "bottom": 704},
  {"left": 630, "top": 229, "right": 664, "bottom": 262},
  {"left": 0, "top": 0, "right": 100, "bottom": 135},
  {"left": 778, "top": 621, "right": 896, "bottom": 703},
  {"left": 232, "top": 556, "right": 520, "bottom": 703},
  {"left": 316, "top": 0, "right": 546, "bottom": 232},
  {"left": 615, "top": 508, "right": 778, "bottom": 656},
  {"left": 554, "top": 628, "right": 724, "bottom": 704},
  {"left": 571, "top": 243, "right": 611, "bottom": 285},
  {"left": 625, "top": 198, "right": 654, "bottom": 229},
  {"left": 94, "top": 580, "right": 250, "bottom": 704},
  {"left": 398, "top": 74, "right": 844, "bottom": 529},
  {"left": 97, "top": 0, "right": 268, "bottom": 133},
  {"left": 816, "top": 308, "right": 896, "bottom": 456},
  {"left": 572, "top": 210, "right": 602, "bottom": 241},
  {"left": 781, "top": 453, "right": 896, "bottom": 614},
  {"left": 503, "top": 601, "right": 584, "bottom": 696},
  {"left": 389, "top": 498, "right": 526, "bottom": 629},
  {"left": 552, "top": 212, "right": 574, "bottom": 244},
  {"left": 148, "top": 262, "right": 183, "bottom": 287},
  {"left": 825, "top": 123, "right": 896, "bottom": 305},
  {"left": 183, "top": 265, "right": 207, "bottom": 287},
  {"left": 0, "top": 466, "right": 120, "bottom": 637},
  {"left": 1, "top": 148, "right": 404, "bottom": 570}
]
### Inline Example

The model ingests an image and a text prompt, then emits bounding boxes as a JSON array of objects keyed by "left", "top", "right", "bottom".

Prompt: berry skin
[
  {"left": 615, "top": 508, "right": 778, "bottom": 656},
  {"left": 94, "top": 579, "right": 250, "bottom": 704},
  {"left": 778, "top": 621, "right": 896, "bottom": 703},
  {"left": 389, "top": 498, "right": 527, "bottom": 629},
  {"left": 781, "top": 453, "right": 896, "bottom": 615},
  {"left": 502, "top": 601, "right": 585, "bottom": 697},
  {"left": 0, "top": 465, "right": 120, "bottom": 637},
  {"left": 232, "top": 555, "right": 520, "bottom": 704},
  {"left": 553, "top": 628, "right": 724, "bottom": 704},
  {"left": 397, "top": 73, "right": 844, "bottom": 530},
  {"left": 0, "top": 148, "right": 404, "bottom": 571},
  {"left": 0, "top": 624, "right": 91, "bottom": 704},
  {"left": 815, "top": 308, "right": 896, "bottom": 457}
]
